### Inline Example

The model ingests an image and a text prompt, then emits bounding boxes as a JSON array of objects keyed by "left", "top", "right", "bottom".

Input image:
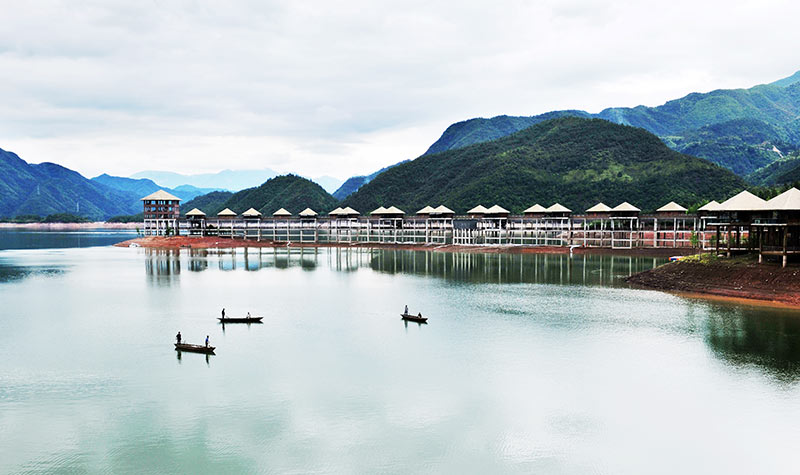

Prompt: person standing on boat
[
  {"left": 221, "top": 308, "right": 225, "bottom": 319},
  {"left": 176, "top": 331, "right": 181, "bottom": 344},
  {"left": 205, "top": 335, "right": 210, "bottom": 347},
  {"left": 247, "top": 312, "right": 251, "bottom": 318},
  {"left": 404, "top": 305, "right": 408, "bottom": 315}
]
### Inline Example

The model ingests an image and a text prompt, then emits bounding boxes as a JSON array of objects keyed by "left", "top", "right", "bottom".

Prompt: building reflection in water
[
  {"left": 367, "top": 249, "right": 663, "bottom": 287},
  {"left": 144, "top": 249, "right": 181, "bottom": 285}
]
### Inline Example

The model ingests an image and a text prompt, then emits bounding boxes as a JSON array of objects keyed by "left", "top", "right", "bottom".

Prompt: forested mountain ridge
[
  {"left": 0, "top": 148, "right": 140, "bottom": 220},
  {"left": 343, "top": 117, "right": 746, "bottom": 214},
  {"left": 423, "top": 71, "right": 800, "bottom": 176}
]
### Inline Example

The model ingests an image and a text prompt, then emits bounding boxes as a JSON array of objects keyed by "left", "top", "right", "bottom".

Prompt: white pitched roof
[
  {"left": 185, "top": 208, "right": 206, "bottom": 217},
  {"left": 764, "top": 187, "right": 800, "bottom": 211},
  {"left": 467, "top": 205, "right": 488, "bottom": 214},
  {"left": 242, "top": 207, "right": 263, "bottom": 217},
  {"left": 486, "top": 204, "right": 510, "bottom": 214},
  {"left": 432, "top": 205, "right": 454, "bottom": 215},
  {"left": 585, "top": 202, "right": 612, "bottom": 213},
  {"left": 384, "top": 206, "right": 405, "bottom": 215},
  {"left": 612, "top": 202, "right": 640, "bottom": 212},
  {"left": 341, "top": 206, "right": 360, "bottom": 215},
  {"left": 370, "top": 206, "right": 388, "bottom": 215},
  {"left": 272, "top": 208, "right": 291, "bottom": 216},
  {"left": 698, "top": 200, "right": 721, "bottom": 212},
  {"left": 141, "top": 189, "right": 181, "bottom": 201},
  {"left": 329, "top": 207, "right": 344, "bottom": 215},
  {"left": 656, "top": 201, "right": 687, "bottom": 213},
  {"left": 546, "top": 203, "right": 572, "bottom": 213},
  {"left": 718, "top": 190, "right": 766, "bottom": 212},
  {"left": 523, "top": 204, "right": 547, "bottom": 213},
  {"left": 417, "top": 205, "right": 435, "bottom": 215},
  {"left": 299, "top": 208, "right": 318, "bottom": 217},
  {"left": 217, "top": 208, "right": 237, "bottom": 217}
]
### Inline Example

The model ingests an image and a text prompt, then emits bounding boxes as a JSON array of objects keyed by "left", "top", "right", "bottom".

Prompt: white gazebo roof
[
  {"left": 299, "top": 208, "right": 318, "bottom": 217},
  {"left": 486, "top": 204, "right": 510, "bottom": 214},
  {"left": 242, "top": 207, "right": 263, "bottom": 217},
  {"left": 546, "top": 203, "right": 572, "bottom": 213},
  {"left": 384, "top": 206, "right": 405, "bottom": 215},
  {"left": 370, "top": 206, "right": 388, "bottom": 215},
  {"left": 698, "top": 200, "right": 721, "bottom": 212},
  {"left": 431, "top": 205, "right": 454, "bottom": 215},
  {"left": 341, "top": 206, "right": 360, "bottom": 215},
  {"left": 764, "top": 187, "right": 800, "bottom": 211},
  {"left": 585, "top": 202, "right": 612, "bottom": 213},
  {"left": 185, "top": 208, "right": 206, "bottom": 217},
  {"left": 217, "top": 208, "right": 237, "bottom": 217},
  {"left": 417, "top": 205, "right": 435, "bottom": 215},
  {"left": 329, "top": 207, "right": 345, "bottom": 216},
  {"left": 612, "top": 202, "right": 641, "bottom": 212},
  {"left": 467, "top": 205, "right": 489, "bottom": 214},
  {"left": 718, "top": 190, "right": 766, "bottom": 212},
  {"left": 141, "top": 189, "right": 181, "bottom": 201},
  {"left": 523, "top": 204, "right": 547, "bottom": 213},
  {"left": 272, "top": 208, "right": 291, "bottom": 217},
  {"left": 656, "top": 201, "right": 687, "bottom": 213}
]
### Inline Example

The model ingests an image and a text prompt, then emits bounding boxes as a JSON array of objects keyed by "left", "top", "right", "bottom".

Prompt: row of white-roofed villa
[{"left": 141, "top": 188, "right": 800, "bottom": 266}]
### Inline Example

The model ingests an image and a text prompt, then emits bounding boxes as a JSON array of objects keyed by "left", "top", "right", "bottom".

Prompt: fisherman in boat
[
  {"left": 176, "top": 331, "right": 181, "bottom": 344},
  {"left": 247, "top": 312, "right": 251, "bottom": 318},
  {"left": 205, "top": 335, "right": 210, "bottom": 347},
  {"left": 418, "top": 312, "right": 422, "bottom": 317},
  {"left": 404, "top": 305, "right": 408, "bottom": 315},
  {"left": 221, "top": 308, "right": 226, "bottom": 319}
]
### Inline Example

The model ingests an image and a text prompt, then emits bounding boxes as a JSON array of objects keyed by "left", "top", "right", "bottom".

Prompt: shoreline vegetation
[{"left": 117, "top": 236, "right": 800, "bottom": 309}]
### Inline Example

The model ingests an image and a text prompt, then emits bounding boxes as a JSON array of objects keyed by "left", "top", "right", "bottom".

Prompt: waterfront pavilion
[
  {"left": 141, "top": 190, "right": 181, "bottom": 236},
  {"left": 754, "top": 187, "right": 800, "bottom": 267},
  {"left": 610, "top": 202, "right": 640, "bottom": 249},
  {"left": 712, "top": 190, "right": 767, "bottom": 257},
  {"left": 185, "top": 208, "right": 207, "bottom": 235},
  {"left": 654, "top": 202, "right": 690, "bottom": 248},
  {"left": 584, "top": 203, "right": 613, "bottom": 247}
]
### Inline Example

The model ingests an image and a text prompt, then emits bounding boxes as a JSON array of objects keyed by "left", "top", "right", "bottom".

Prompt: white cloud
[{"left": 0, "top": 0, "right": 798, "bottom": 179}]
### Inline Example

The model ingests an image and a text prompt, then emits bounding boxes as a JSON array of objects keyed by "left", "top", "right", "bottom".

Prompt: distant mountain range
[
  {"left": 91, "top": 174, "right": 220, "bottom": 202},
  {"left": 0, "top": 148, "right": 139, "bottom": 220},
  {"left": 131, "top": 169, "right": 344, "bottom": 194},
  {"left": 422, "top": 71, "right": 800, "bottom": 177},
  {"left": 342, "top": 117, "right": 745, "bottom": 214},
  {"left": 332, "top": 161, "right": 410, "bottom": 200},
  {"left": 181, "top": 175, "right": 337, "bottom": 216}
]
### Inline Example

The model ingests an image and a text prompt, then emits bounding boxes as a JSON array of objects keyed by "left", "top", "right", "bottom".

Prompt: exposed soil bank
[
  {"left": 115, "top": 236, "right": 698, "bottom": 258},
  {"left": 626, "top": 255, "right": 800, "bottom": 308}
]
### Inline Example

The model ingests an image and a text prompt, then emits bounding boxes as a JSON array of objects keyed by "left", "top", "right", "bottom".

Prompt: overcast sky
[{"left": 1, "top": 0, "right": 799, "bottom": 180}]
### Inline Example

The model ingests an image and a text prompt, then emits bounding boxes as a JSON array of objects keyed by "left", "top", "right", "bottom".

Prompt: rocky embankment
[{"left": 626, "top": 254, "right": 800, "bottom": 307}]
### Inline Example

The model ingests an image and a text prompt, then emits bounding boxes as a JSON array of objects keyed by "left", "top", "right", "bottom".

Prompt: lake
[{"left": 1, "top": 232, "right": 799, "bottom": 474}]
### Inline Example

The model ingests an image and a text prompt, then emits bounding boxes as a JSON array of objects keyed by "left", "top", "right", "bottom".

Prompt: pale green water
[{"left": 1, "top": 236, "right": 800, "bottom": 473}]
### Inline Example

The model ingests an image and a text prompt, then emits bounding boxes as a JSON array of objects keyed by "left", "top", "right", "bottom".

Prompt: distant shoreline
[{"left": 0, "top": 222, "right": 140, "bottom": 230}]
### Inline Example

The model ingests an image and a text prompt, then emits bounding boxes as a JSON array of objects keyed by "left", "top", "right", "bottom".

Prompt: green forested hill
[
  {"left": 747, "top": 153, "right": 800, "bottom": 186},
  {"left": 0, "top": 148, "right": 139, "bottom": 220},
  {"left": 422, "top": 71, "right": 800, "bottom": 176},
  {"left": 343, "top": 117, "right": 745, "bottom": 214},
  {"left": 184, "top": 175, "right": 337, "bottom": 216}
]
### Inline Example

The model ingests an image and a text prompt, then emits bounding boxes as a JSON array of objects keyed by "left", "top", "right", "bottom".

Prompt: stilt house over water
[{"left": 142, "top": 190, "right": 181, "bottom": 236}]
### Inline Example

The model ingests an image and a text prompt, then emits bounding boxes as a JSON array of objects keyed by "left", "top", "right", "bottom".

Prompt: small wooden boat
[
  {"left": 401, "top": 313, "right": 428, "bottom": 324},
  {"left": 174, "top": 343, "right": 216, "bottom": 354},
  {"left": 218, "top": 316, "right": 263, "bottom": 323}
]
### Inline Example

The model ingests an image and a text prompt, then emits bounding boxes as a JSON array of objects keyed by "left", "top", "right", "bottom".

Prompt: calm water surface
[{"left": 1, "top": 236, "right": 800, "bottom": 474}]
